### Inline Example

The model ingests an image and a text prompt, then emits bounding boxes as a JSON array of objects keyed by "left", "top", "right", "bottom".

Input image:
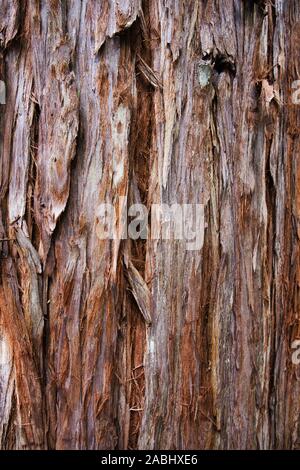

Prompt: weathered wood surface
[{"left": 0, "top": 0, "right": 299, "bottom": 449}]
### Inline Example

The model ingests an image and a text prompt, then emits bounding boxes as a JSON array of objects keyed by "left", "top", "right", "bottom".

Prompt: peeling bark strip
[
  {"left": 0, "top": 0, "right": 299, "bottom": 450},
  {"left": 124, "top": 256, "right": 152, "bottom": 325}
]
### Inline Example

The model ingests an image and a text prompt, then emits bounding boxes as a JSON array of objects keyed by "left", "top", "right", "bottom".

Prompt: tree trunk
[{"left": 0, "top": 0, "right": 299, "bottom": 450}]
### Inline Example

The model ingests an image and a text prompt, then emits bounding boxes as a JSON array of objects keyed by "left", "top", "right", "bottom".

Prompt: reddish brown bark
[{"left": 0, "top": 0, "right": 299, "bottom": 450}]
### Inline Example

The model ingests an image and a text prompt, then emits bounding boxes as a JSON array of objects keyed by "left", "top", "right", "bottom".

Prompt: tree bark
[{"left": 0, "top": 0, "right": 299, "bottom": 450}]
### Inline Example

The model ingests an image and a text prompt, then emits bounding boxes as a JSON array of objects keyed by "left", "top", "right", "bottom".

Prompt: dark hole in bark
[
  {"left": 214, "top": 55, "right": 236, "bottom": 76},
  {"left": 243, "top": 0, "right": 268, "bottom": 16}
]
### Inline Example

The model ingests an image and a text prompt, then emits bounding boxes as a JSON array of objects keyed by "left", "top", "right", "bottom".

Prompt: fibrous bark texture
[{"left": 0, "top": 0, "right": 300, "bottom": 450}]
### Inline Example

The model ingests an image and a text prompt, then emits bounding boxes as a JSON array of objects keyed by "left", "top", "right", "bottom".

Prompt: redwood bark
[{"left": 0, "top": 0, "right": 299, "bottom": 450}]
